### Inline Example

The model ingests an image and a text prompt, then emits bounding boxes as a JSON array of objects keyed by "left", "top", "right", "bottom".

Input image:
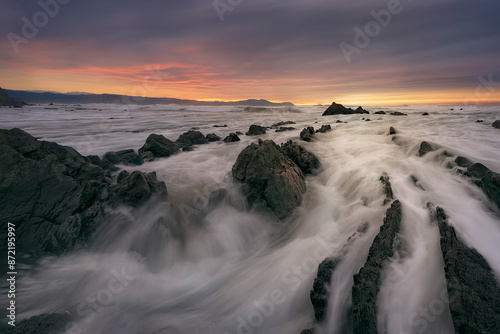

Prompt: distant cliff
[
  {"left": 0, "top": 87, "right": 27, "bottom": 107},
  {"left": 5, "top": 89, "right": 294, "bottom": 107}
]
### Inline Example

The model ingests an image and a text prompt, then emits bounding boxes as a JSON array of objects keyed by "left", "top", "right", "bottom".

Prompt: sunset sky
[{"left": 1, "top": 0, "right": 499, "bottom": 106}]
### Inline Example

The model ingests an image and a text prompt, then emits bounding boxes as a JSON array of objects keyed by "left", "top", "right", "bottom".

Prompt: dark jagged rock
[
  {"left": 436, "top": 207, "right": 500, "bottom": 334},
  {"left": 245, "top": 124, "right": 267, "bottom": 136},
  {"left": 316, "top": 125, "right": 332, "bottom": 133},
  {"left": 0, "top": 128, "right": 168, "bottom": 255},
  {"left": 355, "top": 106, "right": 370, "bottom": 114},
  {"left": 140, "top": 150, "right": 155, "bottom": 162},
  {"left": 271, "top": 120, "right": 296, "bottom": 128},
  {"left": 281, "top": 140, "right": 321, "bottom": 175},
  {"left": 223, "top": 133, "right": 240, "bottom": 143},
  {"left": 275, "top": 127, "right": 295, "bottom": 132},
  {"left": 467, "top": 163, "right": 491, "bottom": 179},
  {"left": 422, "top": 112, "right": 429, "bottom": 116},
  {"left": 379, "top": 175, "right": 394, "bottom": 205},
  {"left": 418, "top": 141, "right": 435, "bottom": 157},
  {"left": 232, "top": 140, "right": 306, "bottom": 219},
  {"left": 390, "top": 112, "right": 407, "bottom": 116},
  {"left": 455, "top": 156, "right": 473, "bottom": 168},
  {"left": 322, "top": 102, "right": 355, "bottom": 116},
  {"left": 311, "top": 258, "right": 341, "bottom": 321},
  {"left": 103, "top": 149, "right": 143, "bottom": 166},
  {"left": 352, "top": 200, "right": 402, "bottom": 334},
  {"left": 213, "top": 124, "right": 228, "bottom": 128},
  {"left": 109, "top": 171, "right": 167, "bottom": 208},
  {"left": 374, "top": 111, "right": 386, "bottom": 115},
  {"left": 300, "top": 127, "right": 315, "bottom": 142},
  {"left": 138, "top": 133, "right": 179, "bottom": 158},
  {"left": 176, "top": 130, "right": 209, "bottom": 147},
  {"left": 465, "top": 163, "right": 500, "bottom": 210},
  {"left": 0, "top": 87, "right": 27, "bottom": 107},
  {"left": 87, "top": 155, "right": 119, "bottom": 172},
  {"left": 206, "top": 133, "right": 221, "bottom": 142},
  {"left": 389, "top": 127, "right": 396, "bottom": 135},
  {"left": 3, "top": 313, "right": 71, "bottom": 334},
  {"left": 493, "top": 120, "right": 500, "bottom": 129},
  {"left": 365, "top": 119, "right": 371, "bottom": 122}
]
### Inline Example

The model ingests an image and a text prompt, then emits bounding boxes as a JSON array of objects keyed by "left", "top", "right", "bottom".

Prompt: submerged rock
[
  {"left": 109, "top": 171, "right": 167, "bottom": 208},
  {"left": 390, "top": 111, "right": 407, "bottom": 116},
  {"left": 300, "top": 127, "right": 315, "bottom": 142},
  {"left": 3, "top": 313, "right": 71, "bottom": 334},
  {"left": 493, "top": 120, "right": 500, "bottom": 129},
  {"left": 103, "top": 149, "right": 143, "bottom": 166},
  {"left": 422, "top": 112, "right": 429, "bottom": 116},
  {"left": 275, "top": 126, "right": 295, "bottom": 132},
  {"left": 310, "top": 257, "right": 341, "bottom": 321},
  {"left": 271, "top": 120, "right": 296, "bottom": 128},
  {"left": 352, "top": 200, "right": 402, "bottom": 334},
  {"left": 436, "top": 207, "right": 500, "bottom": 334},
  {"left": 316, "top": 124, "right": 332, "bottom": 133},
  {"left": 281, "top": 140, "right": 321, "bottom": 175},
  {"left": 374, "top": 111, "right": 386, "bottom": 115},
  {"left": 224, "top": 133, "right": 240, "bottom": 143},
  {"left": 176, "top": 130, "right": 209, "bottom": 147},
  {"left": 232, "top": 140, "right": 306, "bottom": 219},
  {"left": 417, "top": 141, "right": 435, "bottom": 157},
  {"left": 138, "top": 133, "right": 179, "bottom": 158},
  {"left": 389, "top": 126, "right": 397, "bottom": 135},
  {"left": 380, "top": 175, "right": 394, "bottom": 205},
  {"left": 245, "top": 124, "right": 267, "bottom": 136},
  {"left": 206, "top": 133, "right": 221, "bottom": 142},
  {"left": 0, "top": 128, "right": 168, "bottom": 255}
]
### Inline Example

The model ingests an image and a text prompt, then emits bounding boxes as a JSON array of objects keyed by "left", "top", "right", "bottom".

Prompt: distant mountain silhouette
[
  {"left": 5, "top": 89, "right": 294, "bottom": 107},
  {"left": 0, "top": 87, "right": 27, "bottom": 107}
]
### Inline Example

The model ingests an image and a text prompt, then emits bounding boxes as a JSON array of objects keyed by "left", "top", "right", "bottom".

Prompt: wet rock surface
[
  {"left": 3, "top": 314, "right": 71, "bottom": 334},
  {"left": 232, "top": 140, "right": 307, "bottom": 219},
  {"left": 352, "top": 200, "right": 402, "bottom": 334},
  {"left": 103, "top": 149, "right": 143, "bottom": 166},
  {"left": 418, "top": 141, "right": 435, "bottom": 157},
  {"left": 300, "top": 127, "right": 315, "bottom": 142},
  {"left": 281, "top": 140, "right": 321, "bottom": 175},
  {"left": 0, "top": 128, "right": 168, "bottom": 255},
  {"left": 176, "top": 130, "right": 209, "bottom": 148},
  {"left": 245, "top": 124, "right": 267, "bottom": 136},
  {"left": 436, "top": 207, "right": 500, "bottom": 334},
  {"left": 224, "top": 133, "right": 240, "bottom": 143},
  {"left": 138, "top": 133, "right": 179, "bottom": 158}
]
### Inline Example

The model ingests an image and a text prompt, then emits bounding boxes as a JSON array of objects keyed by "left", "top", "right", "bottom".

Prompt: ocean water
[{"left": 1, "top": 104, "right": 499, "bottom": 334}]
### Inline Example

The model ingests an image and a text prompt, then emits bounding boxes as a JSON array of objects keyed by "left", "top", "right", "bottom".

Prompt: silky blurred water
[{"left": 1, "top": 104, "right": 499, "bottom": 334}]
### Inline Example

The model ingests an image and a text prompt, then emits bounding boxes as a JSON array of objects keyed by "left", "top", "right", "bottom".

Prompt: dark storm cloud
[{"left": 2, "top": 0, "right": 499, "bottom": 102}]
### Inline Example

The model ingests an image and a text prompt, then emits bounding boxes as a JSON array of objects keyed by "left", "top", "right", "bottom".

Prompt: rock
[
  {"left": 355, "top": 106, "right": 369, "bottom": 114},
  {"left": 455, "top": 156, "right": 473, "bottom": 168},
  {"left": 322, "top": 102, "right": 355, "bottom": 116},
  {"left": 281, "top": 140, "right": 321, "bottom": 175},
  {"left": 418, "top": 141, "right": 435, "bottom": 157},
  {"left": 3, "top": 314, "right": 71, "bottom": 334},
  {"left": 139, "top": 134, "right": 179, "bottom": 158},
  {"left": 109, "top": 171, "right": 167, "bottom": 208},
  {"left": 300, "top": 127, "right": 315, "bottom": 142},
  {"left": 365, "top": 119, "right": 371, "bottom": 122},
  {"left": 213, "top": 124, "right": 228, "bottom": 128},
  {"left": 493, "top": 120, "right": 500, "bottom": 128},
  {"left": 316, "top": 125, "right": 332, "bottom": 133},
  {"left": 352, "top": 200, "right": 402, "bottom": 334},
  {"left": 336, "top": 120, "right": 344, "bottom": 123},
  {"left": 0, "top": 87, "right": 27, "bottom": 107},
  {"left": 103, "top": 149, "right": 143, "bottom": 166},
  {"left": 275, "top": 127, "right": 295, "bottom": 132},
  {"left": 182, "top": 146, "right": 195, "bottom": 152},
  {"left": 206, "top": 133, "right": 221, "bottom": 142},
  {"left": 311, "top": 257, "right": 341, "bottom": 321},
  {"left": 389, "top": 127, "right": 397, "bottom": 135},
  {"left": 271, "top": 121, "right": 296, "bottom": 128},
  {"left": 477, "top": 120, "right": 484, "bottom": 123},
  {"left": 374, "top": 111, "right": 386, "bottom": 115},
  {"left": 140, "top": 150, "right": 155, "bottom": 162},
  {"left": 380, "top": 175, "right": 394, "bottom": 205},
  {"left": 0, "top": 128, "right": 168, "bottom": 255},
  {"left": 246, "top": 124, "right": 267, "bottom": 136},
  {"left": 301, "top": 329, "right": 315, "bottom": 334},
  {"left": 467, "top": 163, "right": 490, "bottom": 179},
  {"left": 390, "top": 111, "right": 407, "bottom": 116},
  {"left": 232, "top": 140, "right": 306, "bottom": 219},
  {"left": 224, "top": 133, "right": 240, "bottom": 143},
  {"left": 176, "top": 130, "right": 208, "bottom": 147},
  {"left": 87, "top": 155, "right": 118, "bottom": 172},
  {"left": 422, "top": 112, "right": 429, "bottom": 116},
  {"left": 436, "top": 207, "right": 500, "bottom": 334},
  {"left": 236, "top": 131, "right": 243, "bottom": 135}
]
